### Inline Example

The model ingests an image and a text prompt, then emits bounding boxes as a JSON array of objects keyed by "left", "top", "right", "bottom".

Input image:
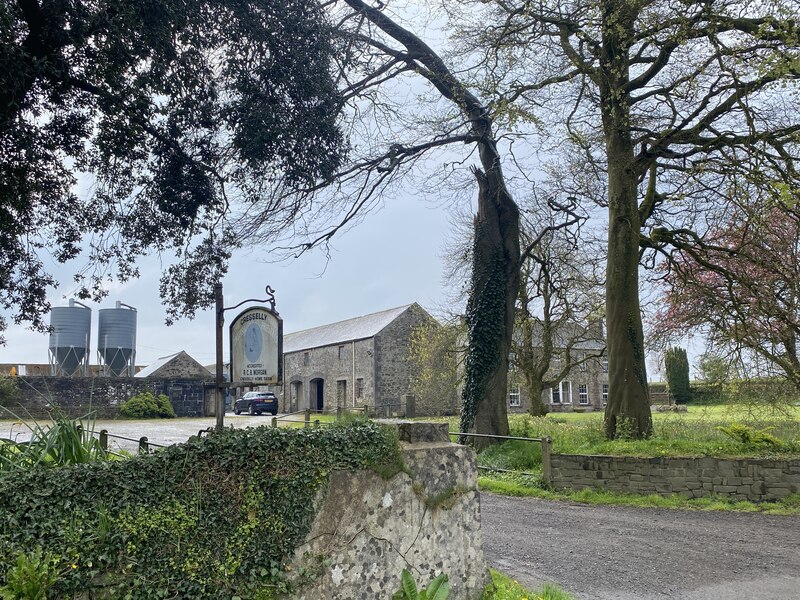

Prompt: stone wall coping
[
  {"left": 374, "top": 420, "right": 451, "bottom": 444},
  {"left": 553, "top": 453, "right": 800, "bottom": 465}
]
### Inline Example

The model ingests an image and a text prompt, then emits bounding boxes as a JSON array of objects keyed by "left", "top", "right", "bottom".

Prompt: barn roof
[{"left": 283, "top": 305, "right": 414, "bottom": 353}]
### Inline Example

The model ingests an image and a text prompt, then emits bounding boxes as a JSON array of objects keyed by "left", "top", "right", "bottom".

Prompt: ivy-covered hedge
[{"left": 0, "top": 422, "right": 399, "bottom": 599}]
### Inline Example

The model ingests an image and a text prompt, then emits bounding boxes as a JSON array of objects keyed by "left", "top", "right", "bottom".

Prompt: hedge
[{"left": 0, "top": 422, "right": 399, "bottom": 599}]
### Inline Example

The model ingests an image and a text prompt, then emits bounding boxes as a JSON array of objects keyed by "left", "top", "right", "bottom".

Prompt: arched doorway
[{"left": 310, "top": 378, "right": 324, "bottom": 412}]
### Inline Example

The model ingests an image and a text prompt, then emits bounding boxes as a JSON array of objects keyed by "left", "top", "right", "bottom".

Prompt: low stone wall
[
  {"left": 2, "top": 376, "right": 208, "bottom": 418},
  {"left": 551, "top": 454, "right": 800, "bottom": 502},
  {"left": 288, "top": 422, "right": 488, "bottom": 600}
]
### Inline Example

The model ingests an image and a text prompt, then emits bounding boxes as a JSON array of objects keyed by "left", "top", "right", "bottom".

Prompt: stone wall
[
  {"left": 551, "top": 454, "right": 800, "bottom": 502},
  {"left": 281, "top": 338, "right": 376, "bottom": 412},
  {"left": 2, "top": 376, "right": 208, "bottom": 418},
  {"left": 288, "top": 422, "right": 488, "bottom": 600},
  {"left": 374, "top": 304, "right": 436, "bottom": 412}
]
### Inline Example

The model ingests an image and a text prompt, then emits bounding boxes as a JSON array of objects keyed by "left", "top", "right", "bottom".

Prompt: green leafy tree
[
  {"left": 698, "top": 352, "right": 732, "bottom": 393},
  {"left": 664, "top": 347, "right": 691, "bottom": 405},
  {"left": 0, "top": 0, "right": 347, "bottom": 338},
  {"left": 408, "top": 320, "right": 463, "bottom": 416}
]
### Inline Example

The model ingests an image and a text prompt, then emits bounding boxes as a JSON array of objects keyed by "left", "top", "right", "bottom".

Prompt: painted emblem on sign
[{"left": 244, "top": 323, "right": 263, "bottom": 362}]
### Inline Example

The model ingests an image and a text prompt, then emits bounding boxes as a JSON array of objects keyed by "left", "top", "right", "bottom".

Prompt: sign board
[{"left": 229, "top": 306, "right": 283, "bottom": 385}]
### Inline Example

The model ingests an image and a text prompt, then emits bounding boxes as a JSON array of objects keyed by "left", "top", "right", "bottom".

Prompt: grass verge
[
  {"left": 478, "top": 473, "right": 800, "bottom": 515},
  {"left": 483, "top": 569, "right": 575, "bottom": 600}
]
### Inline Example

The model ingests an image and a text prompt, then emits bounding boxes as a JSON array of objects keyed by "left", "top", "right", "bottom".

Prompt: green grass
[
  {"left": 431, "top": 405, "right": 800, "bottom": 461},
  {"left": 477, "top": 473, "right": 800, "bottom": 515},
  {"left": 483, "top": 569, "right": 575, "bottom": 600}
]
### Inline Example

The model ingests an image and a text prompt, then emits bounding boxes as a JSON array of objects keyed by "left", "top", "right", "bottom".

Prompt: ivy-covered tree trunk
[
  {"left": 460, "top": 167, "right": 520, "bottom": 448},
  {"left": 601, "top": 2, "right": 653, "bottom": 440}
]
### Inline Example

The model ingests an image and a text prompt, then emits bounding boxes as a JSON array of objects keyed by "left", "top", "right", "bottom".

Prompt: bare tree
[
  {"left": 515, "top": 195, "right": 605, "bottom": 416},
  {"left": 232, "top": 1, "right": 526, "bottom": 441},
  {"left": 445, "top": 0, "right": 800, "bottom": 437}
]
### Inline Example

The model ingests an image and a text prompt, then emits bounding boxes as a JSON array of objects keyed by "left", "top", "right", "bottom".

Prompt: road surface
[{"left": 480, "top": 493, "right": 800, "bottom": 600}]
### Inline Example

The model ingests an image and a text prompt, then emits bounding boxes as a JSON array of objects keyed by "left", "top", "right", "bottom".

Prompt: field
[{"left": 430, "top": 405, "right": 800, "bottom": 464}]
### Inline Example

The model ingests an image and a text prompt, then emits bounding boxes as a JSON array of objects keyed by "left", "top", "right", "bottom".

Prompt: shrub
[
  {"left": 120, "top": 392, "right": 176, "bottom": 419},
  {"left": 716, "top": 423, "right": 783, "bottom": 449},
  {"left": 0, "top": 377, "right": 19, "bottom": 408},
  {"left": 0, "top": 548, "right": 60, "bottom": 600},
  {"left": 0, "top": 417, "right": 108, "bottom": 475},
  {"left": 665, "top": 347, "right": 691, "bottom": 404}
]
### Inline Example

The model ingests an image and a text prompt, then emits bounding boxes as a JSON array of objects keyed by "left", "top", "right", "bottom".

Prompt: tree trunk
[
  {"left": 460, "top": 167, "right": 520, "bottom": 449},
  {"left": 604, "top": 151, "right": 653, "bottom": 438},
  {"left": 525, "top": 371, "right": 549, "bottom": 417},
  {"left": 600, "top": 1, "right": 653, "bottom": 439}
]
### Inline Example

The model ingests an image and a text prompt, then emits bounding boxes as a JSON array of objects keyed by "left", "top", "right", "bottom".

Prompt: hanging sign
[{"left": 229, "top": 306, "right": 283, "bottom": 384}]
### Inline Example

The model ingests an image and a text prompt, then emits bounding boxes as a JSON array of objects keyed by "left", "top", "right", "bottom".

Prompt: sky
[{"left": 0, "top": 194, "right": 456, "bottom": 368}]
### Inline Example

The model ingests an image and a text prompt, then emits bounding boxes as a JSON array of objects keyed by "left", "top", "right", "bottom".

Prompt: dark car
[{"left": 234, "top": 391, "right": 278, "bottom": 415}]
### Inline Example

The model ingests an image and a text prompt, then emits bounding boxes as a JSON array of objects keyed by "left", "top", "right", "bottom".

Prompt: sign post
[{"left": 214, "top": 284, "right": 282, "bottom": 431}]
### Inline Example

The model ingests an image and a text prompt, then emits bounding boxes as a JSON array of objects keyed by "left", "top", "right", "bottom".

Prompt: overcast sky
[{"left": 0, "top": 193, "right": 456, "bottom": 368}]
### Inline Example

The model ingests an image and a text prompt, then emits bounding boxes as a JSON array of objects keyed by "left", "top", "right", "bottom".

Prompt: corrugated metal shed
[{"left": 283, "top": 305, "right": 413, "bottom": 354}]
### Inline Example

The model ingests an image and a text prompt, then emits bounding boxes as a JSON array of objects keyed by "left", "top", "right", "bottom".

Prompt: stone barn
[{"left": 280, "top": 304, "right": 438, "bottom": 415}]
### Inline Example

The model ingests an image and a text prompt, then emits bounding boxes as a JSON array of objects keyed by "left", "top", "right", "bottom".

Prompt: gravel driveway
[
  {"left": 480, "top": 493, "right": 800, "bottom": 600},
  {"left": 0, "top": 415, "right": 295, "bottom": 452}
]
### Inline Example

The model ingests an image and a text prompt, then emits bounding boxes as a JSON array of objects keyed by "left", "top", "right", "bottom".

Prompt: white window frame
[
  {"left": 508, "top": 385, "right": 521, "bottom": 407},
  {"left": 552, "top": 381, "right": 572, "bottom": 404},
  {"left": 579, "top": 351, "right": 587, "bottom": 372},
  {"left": 578, "top": 383, "right": 589, "bottom": 405},
  {"left": 561, "top": 380, "right": 573, "bottom": 404},
  {"left": 550, "top": 385, "right": 561, "bottom": 404},
  {"left": 602, "top": 383, "right": 609, "bottom": 404},
  {"left": 601, "top": 355, "right": 609, "bottom": 373}
]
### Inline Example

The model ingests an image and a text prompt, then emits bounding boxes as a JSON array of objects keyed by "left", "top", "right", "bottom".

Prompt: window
[
  {"left": 552, "top": 352, "right": 562, "bottom": 366},
  {"left": 508, "top": 385, "right": 520, "bottom": 407},
  {"left": 601, "top": 355, "right": 608, "bottom": 373},
  {"left": 602, "top": 384, "right": 609, "bottom": 404},
  {"left": 578, "top": 384, "right": 589, "bottom": 405},
  {"left": 551, "top": 385, "right": 561, "bottom": 404},
  {"left": 338, "top": 345, "right": 345, "bottom": 360},
  {"left": 336, "top": 379, "right": 347, "bottom": 405},
  {"left": 356, "top": 378, "right": 365, "bottom": 399},
  {"left": 561, "top": 381, "right": 573, "bottom": 404},
  {"left": 579, "top": 351, "right": 587, "bottom": 372},
  {"left": 303, "top": 352, "right": 310, "bottom": 366}
]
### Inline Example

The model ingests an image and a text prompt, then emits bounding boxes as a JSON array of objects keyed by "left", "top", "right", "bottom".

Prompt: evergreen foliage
[
  {"left": 665, "top": 347, "right": 691, "bottom": 405},
  {"left": 0, "top": 0, "right": 347, "bottom": 337}
]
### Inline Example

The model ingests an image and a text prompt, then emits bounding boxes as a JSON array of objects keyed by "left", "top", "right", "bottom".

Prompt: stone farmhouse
[
  {"left": 279, "top": 304, "right": 436, "bottom": 415},
  {"left": 507, "top": 323, "right": 608, "bottom": 413}
]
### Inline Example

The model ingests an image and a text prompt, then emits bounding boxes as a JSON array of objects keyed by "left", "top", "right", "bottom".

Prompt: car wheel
[
  {"left": 271, "top": 410, "right": 277, "bottom": 416},
  {"left": 248, "top": 403, "right": 255, "bottom": 415},
  {"left": 234, "top": 405, "right": 241, "bottom": 415}
]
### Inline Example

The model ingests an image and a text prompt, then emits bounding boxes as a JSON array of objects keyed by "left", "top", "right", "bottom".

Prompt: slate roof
[
  {"left": 283, "top": 305, "right": 413, "bottom": 354},
  {"left": 134, "top": 351, "right": 211, "bottom": 378}
]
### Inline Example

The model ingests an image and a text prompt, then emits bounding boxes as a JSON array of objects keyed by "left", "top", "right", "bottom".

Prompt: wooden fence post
[
  {"left": 138, "top": 436, "right": 149, "bottom": 454},
  {"left": 304, "top": 409, "right": 311, "bottom": 428},
  {"left": 99, "top": 430, "right": 108, "bottom": 451},
  {"left": 271, "top": 416, "right": 277, "bottom": 428},
  {"left": 541, "top": 436, "right": 553, "bottom": 488}
]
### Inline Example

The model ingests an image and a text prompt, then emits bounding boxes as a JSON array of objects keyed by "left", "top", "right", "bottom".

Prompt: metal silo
[
  {"left": 48, "top": 299, "right": 92, "bottom": 376},
  {"left": 98, "top": 302, "right": 137, "bottom": 376}
]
